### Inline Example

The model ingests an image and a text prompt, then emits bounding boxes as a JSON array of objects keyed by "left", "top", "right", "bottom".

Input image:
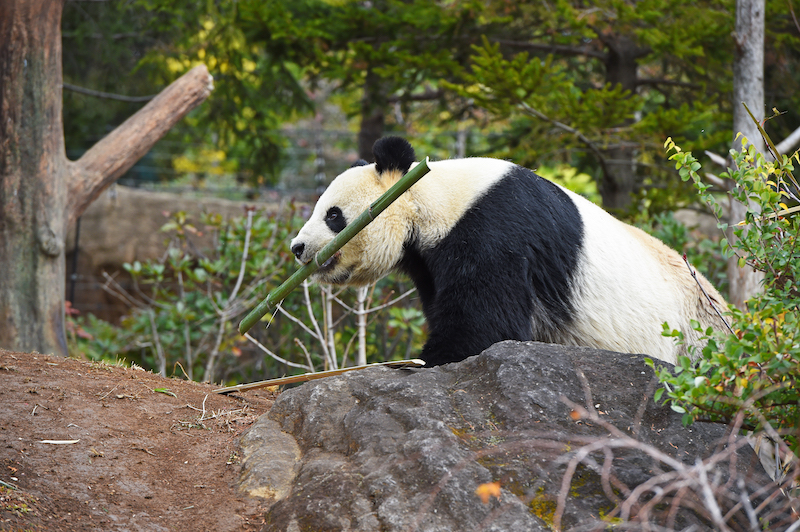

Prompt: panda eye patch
[{"left": 325, "top": 207, "right": 347, "bottom": 233}]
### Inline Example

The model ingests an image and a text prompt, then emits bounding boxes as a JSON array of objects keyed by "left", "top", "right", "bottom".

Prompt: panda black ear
[
  {"left": 373, "top": 136, "right": 416, "bottom": 175},
  {"left": 350, "top": 159, "right": 369, "bottom": 168}
]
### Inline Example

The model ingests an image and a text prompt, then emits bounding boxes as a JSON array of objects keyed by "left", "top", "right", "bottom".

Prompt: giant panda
[{"left": 290, "top": 136, "right": 728, "bottom": 367}]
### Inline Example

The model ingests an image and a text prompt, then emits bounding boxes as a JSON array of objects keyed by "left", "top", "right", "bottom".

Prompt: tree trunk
[
  {"left": 598, "top": 34, "right": 646, "bottom": 211},
  {"left": 0, "top": 0, "right": 212, "bottom": 356},
  {"left": 358, "top": 68, "right": 386, "bottom": 162},
  {"left": 728, "top": 0, "right": 765, "bottom": 309},
  {"left": 0, "top": 0, "right": 69, "bottom": 356}
]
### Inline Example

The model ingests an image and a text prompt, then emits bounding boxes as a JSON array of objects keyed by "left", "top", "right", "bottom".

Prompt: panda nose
[{"left": 291, "top": 242, "right": 305, "bottom": 260}]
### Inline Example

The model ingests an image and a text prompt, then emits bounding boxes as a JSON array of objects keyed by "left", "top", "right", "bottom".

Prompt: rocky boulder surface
[{"left": 238, "top": 341, "right": 783, "bottom": 531}]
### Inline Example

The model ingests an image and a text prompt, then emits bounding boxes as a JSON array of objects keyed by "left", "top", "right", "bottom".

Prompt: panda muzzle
[{"left": 291, "top": 242, "right": 340, "bottom": 270}]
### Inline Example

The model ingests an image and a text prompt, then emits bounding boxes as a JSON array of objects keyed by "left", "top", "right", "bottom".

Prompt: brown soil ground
[{"left": 0, "top": 349, "right": 276, "bottom": 532}]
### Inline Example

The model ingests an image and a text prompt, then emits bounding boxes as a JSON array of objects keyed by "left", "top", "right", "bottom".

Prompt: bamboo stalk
[
  {"left": 238, "top": 157, "right": 432, "bottom": 335},
  {"left": 212, "top": 359, "right": 426, "bottom": 394}
]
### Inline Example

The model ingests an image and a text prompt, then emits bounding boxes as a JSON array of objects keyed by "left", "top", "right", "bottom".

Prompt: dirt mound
[{"left": 0, "top": 349, "right": 274, "bottom": 531}]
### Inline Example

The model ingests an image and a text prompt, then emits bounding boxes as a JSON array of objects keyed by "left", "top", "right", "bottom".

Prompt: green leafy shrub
[
  {"left": 68, "top": 206, "right": 426, "bottom": 384},
  {"left": 66, "top": 302, "right": 131, "bottom": 364},
  {"left": 651, "top": 136, "right": 800, "bottom": 458}
]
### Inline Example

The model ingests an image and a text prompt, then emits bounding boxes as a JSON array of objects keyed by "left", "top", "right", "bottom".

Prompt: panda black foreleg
[{"left": 419, "top": 278, "right": 535, "bottom": 367}]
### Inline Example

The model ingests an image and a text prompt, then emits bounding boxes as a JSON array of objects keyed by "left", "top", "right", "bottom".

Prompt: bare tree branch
[
  {"left": 387, "top": 90, "right": 443, "bottom": 103},
  {"left": 204, "top": 207, "right": 255, "bottom": 382},
  {"left": 244, "top": 332, "right": 312, "bottom": 372},
  {"left": 518, "top": 102, "right": 612, "bottom": 180},
  {"left": 67, "top": 65, "right": 213, "bottom": 226},
  {"left": 492, "top": 38, "right": 607, "bottom": 60},
  {"left": 636, "top": 78, "right": 701, "bottom": 89},
  {"left": 147, "top": 309, "right": 167, "bottom": 377},
  {"left": 775, "top": 124, "right": 800, "bottom": 155},
  {"left": 705, "top": 150, "right": 728, "bottom": 168}
]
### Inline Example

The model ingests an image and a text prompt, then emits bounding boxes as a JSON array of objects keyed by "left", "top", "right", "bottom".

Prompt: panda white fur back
[{"left": 290, "top": 136, "right": 727, "bottom": 367}]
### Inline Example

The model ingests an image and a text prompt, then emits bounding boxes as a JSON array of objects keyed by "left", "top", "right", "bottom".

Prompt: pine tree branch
[
  {"left": 66, "top": 65, "right": 213, "bottom": 226},
  {"left": 492, "top": 38, "right": 607, "bottom": 60},
  {"left": 386, "top": 90, "right": 443, "bottom": 103},
  {"left": 518, "top": 102, "right": 611, "bottom": 180},
  {"left": 636, "top": 78, "right": 701, "bottom": 89}
]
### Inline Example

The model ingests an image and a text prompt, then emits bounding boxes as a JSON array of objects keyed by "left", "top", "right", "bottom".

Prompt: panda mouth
[{"left": 316, "top": 250, "right": 340, "bottom": 272}]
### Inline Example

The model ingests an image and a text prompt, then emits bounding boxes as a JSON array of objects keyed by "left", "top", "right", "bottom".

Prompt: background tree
[
  {"left": 728, "top": 0, "right": 766, "bottom": 309},
  {"left": 446, "top": 0, "right": 738, "bottom": 213},
  {"left": 705, "top": 0, "right": 800, "bottom": 308},
  {"left": 0, "top": 0, "right": 212, "bottom": 356},
  {"left": 288, "top": 0, "right": 482, "bottom": 161},
  {"left": 61, "top": 0, "right": 316, "bottom": 186},
  {"left": 133, "top": 0, "right": 484, "bottom": 166},
  {"left": 64, "top": 0, "right": 800, "bottom": 202}
]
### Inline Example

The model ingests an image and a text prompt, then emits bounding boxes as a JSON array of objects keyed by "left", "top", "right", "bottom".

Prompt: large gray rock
[{"left": 238, "top": 341, "right": 781, "bottom": 531}]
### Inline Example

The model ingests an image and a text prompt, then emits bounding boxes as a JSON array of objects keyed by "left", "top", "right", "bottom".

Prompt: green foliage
[
  {"left": 651, "top": 137, "right": 800, "bottom": 455},
  {"left": 63, "top": 0, "right": 800, "bottom": 197},
  {"left": 66, "top": 306, "right": 131, "bottom": 365},
  {"left": 136, "top": 1, "right": 316, "bottom": 183},
  {"left": 387, "top": 306, "right": 426, "bottom": 356},
  {"left": 124, "top": 0, "right": 486, "bottom": 182},
  {"left": 454, "top": 38, "right": 642, "bottom": 134},
  {"left": 67, "top": 207, "right": 425, "bottom": 384},
  {"left": 441, "top": 0, "right": 741, "bottom": 214}
]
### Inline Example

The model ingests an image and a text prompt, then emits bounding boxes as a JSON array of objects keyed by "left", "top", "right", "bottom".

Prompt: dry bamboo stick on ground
[{"left": 213, "top": 359, "right": 425, "bottom": 394}]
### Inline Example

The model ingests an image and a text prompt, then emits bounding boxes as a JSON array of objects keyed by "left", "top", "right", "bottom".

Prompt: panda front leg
[{"left": 419, "top": 276, "right": 535, "bottom": 367}]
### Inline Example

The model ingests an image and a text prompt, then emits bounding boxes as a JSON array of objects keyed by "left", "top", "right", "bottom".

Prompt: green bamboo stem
[{"left": 238, "top": 157, "right": 432, "bottom": 335}]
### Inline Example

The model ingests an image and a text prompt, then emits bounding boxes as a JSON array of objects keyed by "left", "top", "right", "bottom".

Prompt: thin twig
[
  {"left": 100, "top": 271, "right": 147, "bottom": 310},
  {"left": 363, "top": 288, "right": 416, "bottom": 314},
  {"left": 205, "top": 208, "right": 255, "bottom": 382},
  {"left": 97, "top": 384, "right": 120, "bottom": 401},
  {"left": 200, "top": 394, "right": 208, "bottom": 421},
  {"left": 682, "top": 255, "right": 734, "bottom": 335},
  {"left": 303, "top": 280, "right": 329, "bottom": 369},
  {"left": 696, "top": 456, "right": 732, "bottom": 532},
  {"left": 339, "top": 328, "right": 359, "bottom": 369},
  {"left": 147, "top": 309, "right": 167, "bottom": 377},
  {"left": 178, "top": 270, "right": 194, "bottom": 380},
  {"left": 229, "top": 209, "right": 255, "bottom": 302},
  {"left": 244, "top": 332, "right": 311, "bottom": 371},
  {"left": 294, "top": 338, "right": 316, "bottom": 372},
  {"left": 737, "top": 478, "right": 760, "bottom": 532},
  {"left": 174, "top": 361, "right": 191, "bottom": 380},
  {"left": 276, "top": 302, "right": 319, "bottom": 338},
  {"left": 519, "top": 102, "right": 612, "bottom": 182},
  {"left": 322, "top": 286, "right": 337, "bottom": 370},
  {"left": 356, "top": 286, "right": 368, "bottom": 366}
]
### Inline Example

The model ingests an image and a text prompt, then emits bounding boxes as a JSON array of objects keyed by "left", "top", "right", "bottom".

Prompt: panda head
[{"left": 290, "top": 137, "right": 417, "bottom": 286}]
